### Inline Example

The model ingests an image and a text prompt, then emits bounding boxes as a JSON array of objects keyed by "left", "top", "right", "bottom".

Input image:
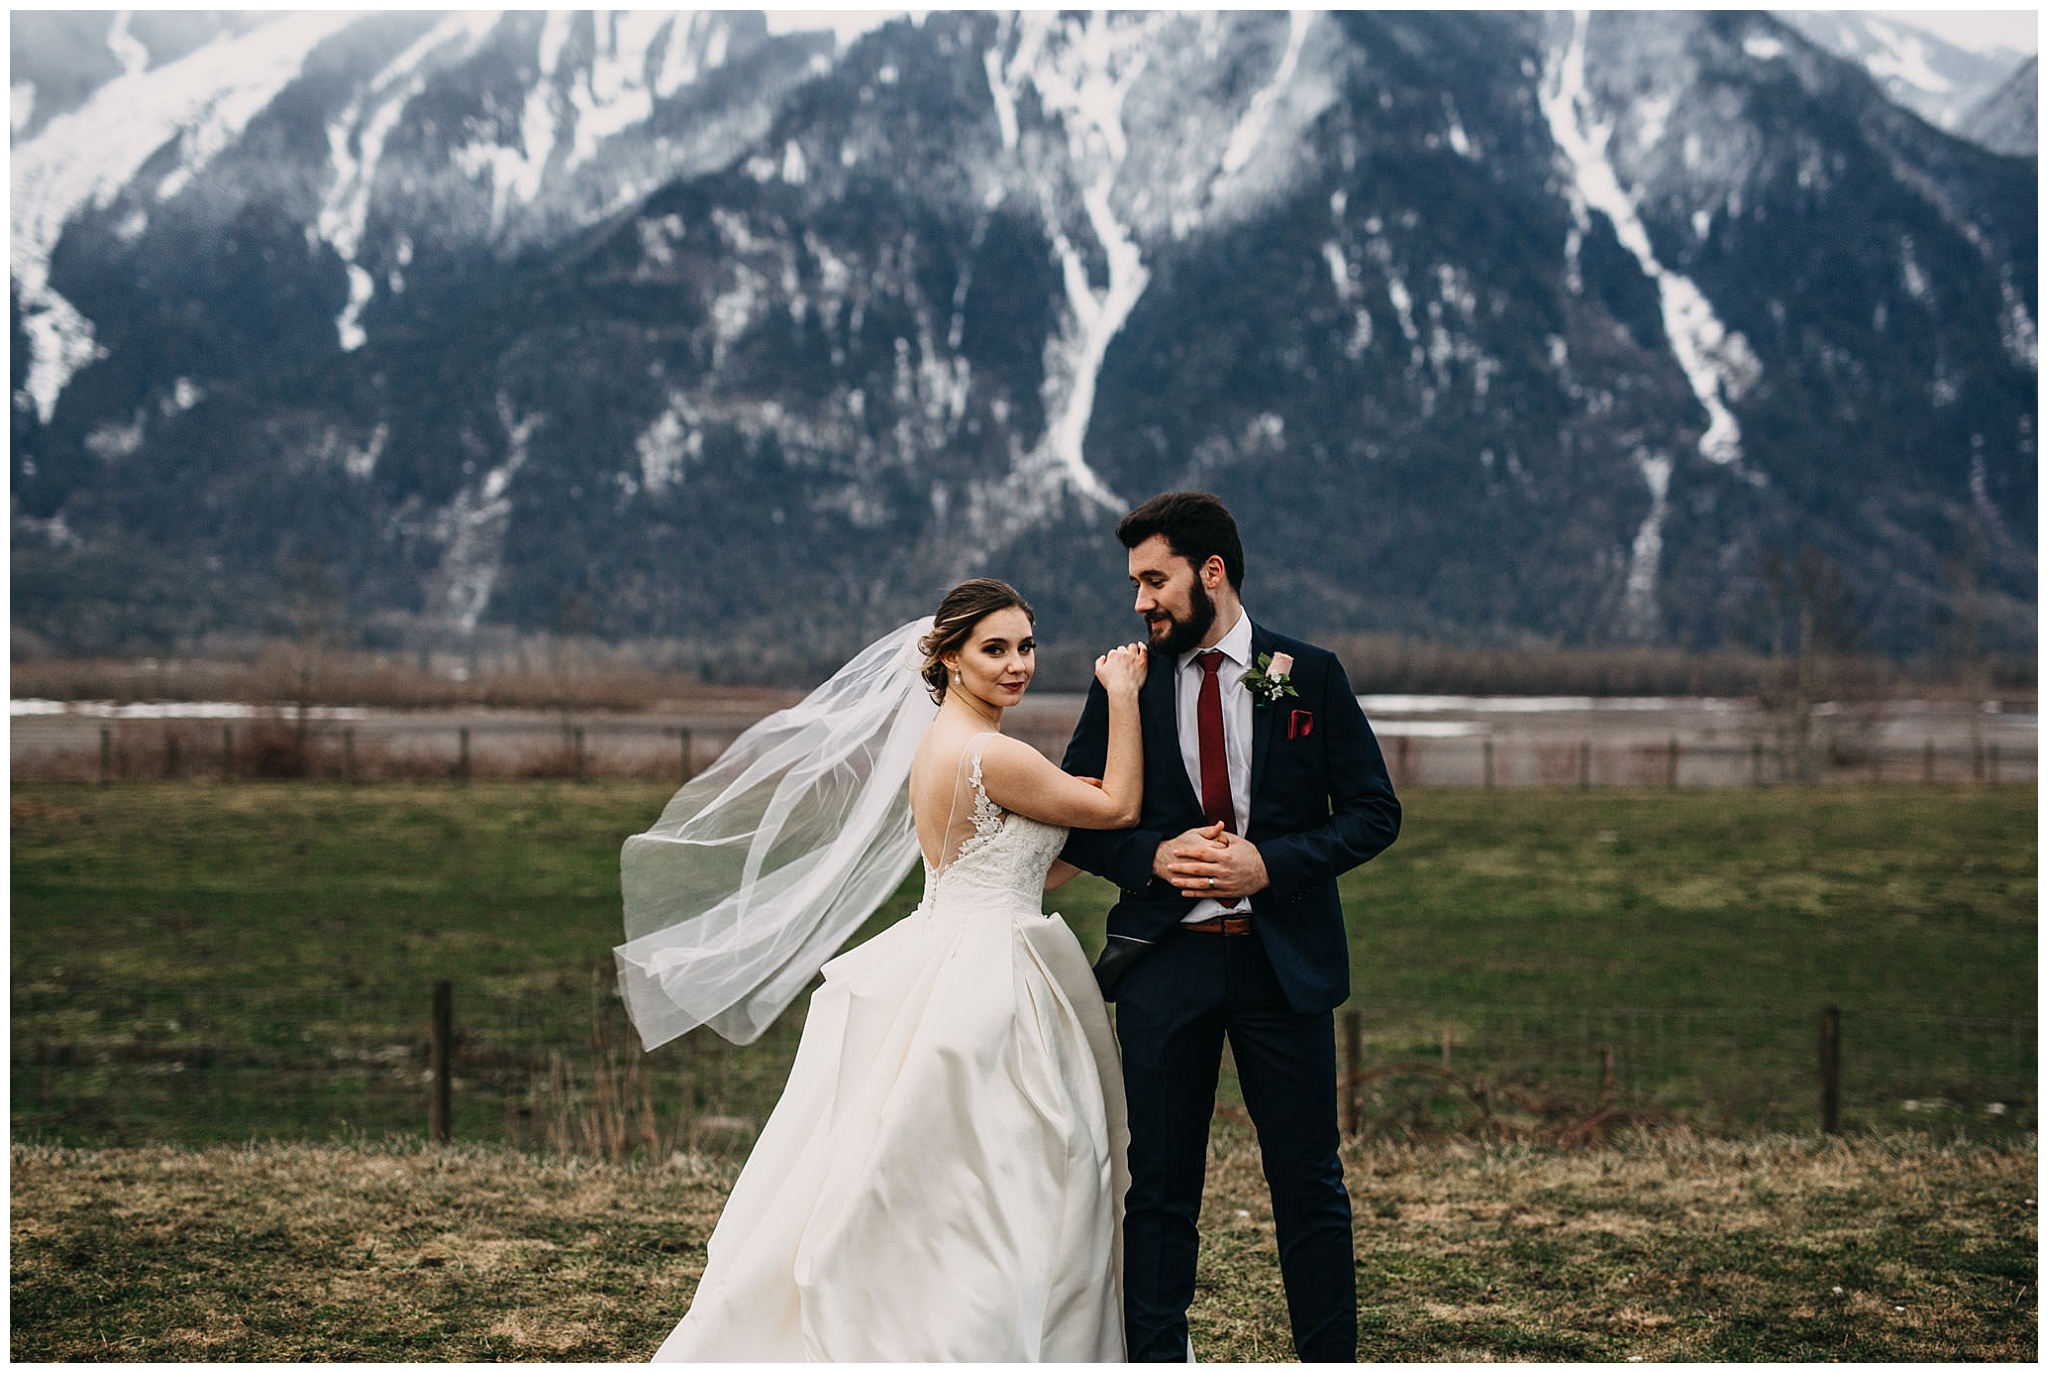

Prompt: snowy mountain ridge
[
  {"left": 1773, "top": 9, "right": 2036, "bottom": 140},
  {"left": 12, "top": 10, "right": 834, "bottom": 421},
  {"left": 10, "top": 10, "right": 2036, "bottom": 666}
]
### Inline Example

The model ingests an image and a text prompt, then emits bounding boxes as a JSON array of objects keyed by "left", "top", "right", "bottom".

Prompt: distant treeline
[
  {"left": 1325, "top": 633, "right": 2035, "bottom": 700},
  {"left": 10, "top": 627, "right": 2035, "bottom": 710}
]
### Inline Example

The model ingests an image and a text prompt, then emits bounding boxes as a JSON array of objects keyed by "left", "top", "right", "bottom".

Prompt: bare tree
[
  {"left": 1938, "top": 532, "right": 1994, "bottom": 771},
  {"left": 1758, "top": 548, "right": 1869, "bottom": 782}
]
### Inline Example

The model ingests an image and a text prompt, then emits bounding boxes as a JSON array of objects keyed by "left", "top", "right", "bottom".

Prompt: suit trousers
[{"left": 1114, "top": 926, "right": 1356, "bottom": 1362}]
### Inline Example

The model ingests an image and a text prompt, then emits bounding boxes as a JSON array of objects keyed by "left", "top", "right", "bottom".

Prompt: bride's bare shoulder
[
  {"left": 972, "top": 731, "right": 1063, "bottom": 786},
  {"left": 909, "top": 723, "right": 990, "bottom": 792}
]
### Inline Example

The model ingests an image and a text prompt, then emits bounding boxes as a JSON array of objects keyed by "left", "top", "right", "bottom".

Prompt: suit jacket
[{"left": 1059, "top": 621, "right": 1401, "bottom": 1013}]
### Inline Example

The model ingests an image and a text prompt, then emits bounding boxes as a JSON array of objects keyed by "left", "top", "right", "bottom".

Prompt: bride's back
[{"left": 909, "top": 721, "right": 1000, "bottom": 872}]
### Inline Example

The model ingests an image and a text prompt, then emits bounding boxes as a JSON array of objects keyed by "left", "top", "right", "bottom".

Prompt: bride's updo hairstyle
[{"left": 919, "top": 579, "right": 1035, "bottom": 703}]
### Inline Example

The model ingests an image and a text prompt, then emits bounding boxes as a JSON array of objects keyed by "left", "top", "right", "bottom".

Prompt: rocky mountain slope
[
  {"left": 11, "top": 10, "right": 2035, "bottom": 667},
  {"left": 1961, "top": 55, "right": 2038, "bottom": 159}
]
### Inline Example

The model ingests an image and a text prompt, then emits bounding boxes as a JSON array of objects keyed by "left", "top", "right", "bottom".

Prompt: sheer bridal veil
[{"left": 616, "top": 619, "right": 937, "bottom": 1049}]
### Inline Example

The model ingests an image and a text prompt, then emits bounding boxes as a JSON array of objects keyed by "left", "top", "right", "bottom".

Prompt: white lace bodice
[{"left": 922, "top": 739, "right": 1069, "bottom": 915}]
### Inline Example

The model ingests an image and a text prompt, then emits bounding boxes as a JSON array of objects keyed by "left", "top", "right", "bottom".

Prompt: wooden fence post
[
  {"left": 165, "top": 731, "right": 180, "bottom": 780},
  {"left": 574, "top": 726, "right": 587, "bottom": 781},
  {"left": 680, "top": 727, "right": 694, "bottom": 782},
  {"left": 1598, "top": 1044, "right": 1615, "bottom": 1099},
  {"left": 100, "top": 727, "right": 113, "bottom": 787},
  {"left": 1819, "top": 1005, "right": 1841, "bottom": 1136},
  {"left": 1666, "top": 736, "right": 1680, "bottom": 789},
  {"left": 1482, "top": 738, "right": 1495, "bottom": 789},
  {"left": 1341, "top": 1008, "right": 1362, "bottom": 1138},
  {"left": 1751, "top": 740, "right": 1764, "bottom": 787},
  {"left": 1440, "top": 1026, "right": 1453, "bottom": 1068},
  {"left": 343, "top": 728, "right": 356, "bottom": 785},
  {"left": 431, "top": 980, "right": 453, "bottom": 1144},
  {"left": 457, "top": 727, "right": 471, "bottom": 783},
  {"left": 1578, "top": 741, "right": 1592, "bottom": 789},
  {"left": 222, "top": 725, "right": 236, "bottom": 782}
]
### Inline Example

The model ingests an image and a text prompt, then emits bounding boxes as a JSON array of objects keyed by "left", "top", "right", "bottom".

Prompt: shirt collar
[{"left": 1179, "top": 607, "right": 1253, "bottom": 675}]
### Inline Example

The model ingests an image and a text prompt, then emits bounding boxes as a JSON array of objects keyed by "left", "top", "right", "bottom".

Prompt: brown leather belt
[{"left": 1183, "top": 914, "right": 1255, "bottom": 936}]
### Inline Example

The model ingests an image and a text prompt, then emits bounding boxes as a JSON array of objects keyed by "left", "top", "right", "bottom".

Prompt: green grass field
[
  {"left": 10, "top": 781, "right": 2037, "bottom": 1361},
  {"left": 11, "top": 781, "right": 2037, "bottom": 1147}
]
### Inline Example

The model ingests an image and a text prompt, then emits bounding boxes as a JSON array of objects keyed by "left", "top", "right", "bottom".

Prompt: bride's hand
[{"left": 1094, "top": 642, "right": 1149, "bottom": 695}]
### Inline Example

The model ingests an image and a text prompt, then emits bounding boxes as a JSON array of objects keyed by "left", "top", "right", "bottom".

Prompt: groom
[{"left": 1059, "top": 490, "right": 1401, "bottom": 1362}]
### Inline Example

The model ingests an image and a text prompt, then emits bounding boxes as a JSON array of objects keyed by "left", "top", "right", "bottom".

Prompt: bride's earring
[{"left": 952, "top": 668, "right": 962, "bottom": 684}]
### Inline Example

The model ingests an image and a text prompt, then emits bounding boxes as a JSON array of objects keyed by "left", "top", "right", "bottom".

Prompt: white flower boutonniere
[{"left": 1240, "top": 651, "right": 1298, "bottom": 706}]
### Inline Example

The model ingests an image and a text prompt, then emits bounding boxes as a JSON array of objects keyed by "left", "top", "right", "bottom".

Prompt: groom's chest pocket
[{"left": 1259, "top": 723, "right": 1327, "bottom": 809}]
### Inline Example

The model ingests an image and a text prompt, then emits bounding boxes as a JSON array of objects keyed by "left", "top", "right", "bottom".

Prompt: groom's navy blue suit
[{"left": 1060, "top": 621, "right": 1399, "bottom": 1362}]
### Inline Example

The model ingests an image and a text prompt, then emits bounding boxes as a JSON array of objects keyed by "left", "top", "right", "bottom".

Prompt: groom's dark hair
[{"left": 1116, "top": 490, "right": 1244, "bottom": 591}]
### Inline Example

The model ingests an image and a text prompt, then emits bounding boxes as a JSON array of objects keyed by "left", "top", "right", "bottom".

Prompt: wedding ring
[{"left": 1208, "top": 877, "right": 1216, "bottom": 888}]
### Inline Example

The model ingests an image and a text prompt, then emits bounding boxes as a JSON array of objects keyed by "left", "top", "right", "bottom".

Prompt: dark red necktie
[
  {"left": 1195, "top": 651, "right": 1241, "bottom": 910},
  {"left": 1195, "top": 651, "right": 1235, "bottom": 834}
]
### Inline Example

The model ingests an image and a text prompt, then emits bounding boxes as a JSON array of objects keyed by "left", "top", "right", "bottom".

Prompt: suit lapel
[
  {"left": 1145, "top": 646, "right": 1203, "bottom": 816},
  {"left": 1247, "top": 619, "right": 1278, "bottom": 814}
]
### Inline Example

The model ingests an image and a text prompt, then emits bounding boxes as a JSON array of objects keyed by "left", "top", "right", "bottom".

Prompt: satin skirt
[{"left": 655, "top": 891, "right": 1128, "bottom": 1362}]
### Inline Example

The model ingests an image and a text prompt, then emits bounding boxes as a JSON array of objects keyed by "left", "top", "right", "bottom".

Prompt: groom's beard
[{"left": 1147, "top": 578, "right": 1217, "bottom": 658}]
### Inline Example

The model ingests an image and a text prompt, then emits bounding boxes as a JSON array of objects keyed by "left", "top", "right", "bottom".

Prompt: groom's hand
[
  {"left": 1152, "top": 824, "right": 1225, "bottom": 884},
  {"left": 1156, "top": 824, "right": 1271, "bottom": 900}
]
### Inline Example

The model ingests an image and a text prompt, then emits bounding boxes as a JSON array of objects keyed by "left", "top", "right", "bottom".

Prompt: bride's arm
[
  {"left": 980, "top": 645, "right": 1147, "bottom": 830},
  {"left": 1045, "top": 785, "right": 1098, "bottom": 888}
]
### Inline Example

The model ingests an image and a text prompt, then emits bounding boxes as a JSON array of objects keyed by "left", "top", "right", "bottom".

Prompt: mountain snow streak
[
  {"left": 318, "top": 14, "right": 501, "bottom": 351},
  {"left": 1541, "top": 11, "right": 1763, "bottom": 473}
]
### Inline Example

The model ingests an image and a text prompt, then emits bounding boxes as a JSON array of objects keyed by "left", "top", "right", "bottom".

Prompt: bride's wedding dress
[{"left": 655, "top": 738, "right": 1129, "bottom": 1361}]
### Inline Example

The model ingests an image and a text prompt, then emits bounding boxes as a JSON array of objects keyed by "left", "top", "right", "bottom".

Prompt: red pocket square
[{"left": 1287, "top": 708, "right": 1315, "bottom": 740}]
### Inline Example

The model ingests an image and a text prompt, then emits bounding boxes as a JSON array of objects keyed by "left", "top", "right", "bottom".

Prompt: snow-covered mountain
[
  {"left": 11, "top": 10, "right": 832, "bottom": 421},
  {"left": 11, "top": 11, "right": 2036, "bottom": 666},
  {"left": 1774, "top": 10, "right": 2035, "bottom": 149}
]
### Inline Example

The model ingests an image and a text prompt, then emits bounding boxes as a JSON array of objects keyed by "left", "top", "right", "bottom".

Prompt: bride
[{"left": 614, "top": 578, "right": 1149, "bottom": 1361}]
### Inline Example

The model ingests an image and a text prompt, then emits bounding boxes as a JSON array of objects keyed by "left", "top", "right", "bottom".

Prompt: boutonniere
[{"left": 1239, "top": 651, "right": 1298, "bottom": 706}]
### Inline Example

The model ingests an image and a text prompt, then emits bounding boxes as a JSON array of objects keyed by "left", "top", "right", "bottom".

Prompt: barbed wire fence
[{"left": 13, "top": 977, "right": 2034, "bottom": 1156}]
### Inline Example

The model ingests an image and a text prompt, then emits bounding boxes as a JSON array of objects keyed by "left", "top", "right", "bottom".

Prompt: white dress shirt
[{"left": 1174, "top": 608, "right": 1254, "bottom": 923}]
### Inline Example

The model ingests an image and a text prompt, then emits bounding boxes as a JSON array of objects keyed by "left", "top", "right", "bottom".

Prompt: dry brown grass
[
  {"left": 1326, "top": 631, "right": 2035, "bottom": 701},
  {"left": 1201, "top": 1126, "right": 2038, "bottom": 1360},
  {"left": 11, "top": 1129, "right": 2032, "bottom": 1361},
  {"left": 9, "top": 640, "right": 785, "bottom": 714},
  {"left": 8, "top": 1140, "right": 736, "bottom": 1361},
  {"left": 525, "top": 977, "right": 682, "bottom": 1160},
  {"left": 17, "top": 631, "right": 2036, "bottom": 711}
]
